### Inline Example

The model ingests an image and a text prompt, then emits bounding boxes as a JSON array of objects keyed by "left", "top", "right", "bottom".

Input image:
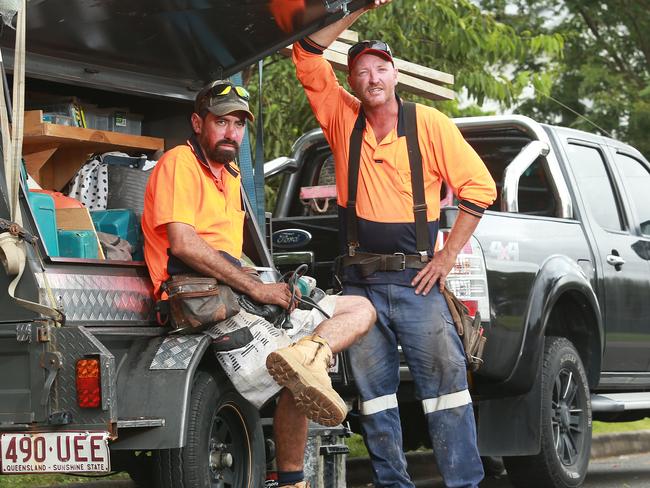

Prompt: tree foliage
[
  {"left": 246, "top": 0, "right": 563, "bottom": 166},
  {"left": 480, "top": 0, "right": 650, "bottom": 158}
]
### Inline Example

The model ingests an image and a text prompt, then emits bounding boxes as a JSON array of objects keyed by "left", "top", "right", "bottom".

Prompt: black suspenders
[{"left": 346, "top": 101, "right": 431, "bottom": 261}]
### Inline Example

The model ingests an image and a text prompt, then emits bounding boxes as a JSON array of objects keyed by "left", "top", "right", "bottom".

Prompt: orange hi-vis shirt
[
  {"left": 293, "top": 38, "right": 496, "bottom": 284},
  {"left": 293, "top": 38, "right": 496, "bottom": 224},
  {"left": 142, "top": 137, "right": 244, "bottom": 297}
]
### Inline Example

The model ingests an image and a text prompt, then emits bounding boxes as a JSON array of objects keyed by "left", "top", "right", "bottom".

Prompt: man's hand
[
  {"left": 250, "top": 282, "right": 295, "bottom": 310},
  {"left": 366, "top": 0, "right": 392, "bottom": 10},
  {"left": 411, "top": 212, "right": 482, "bottom": 295},
  {"left": 411, "top": 247, "right": 457, "bottom": 295},
  {"left": 308, "top": 0, "right": 393, "bottom": 47}
]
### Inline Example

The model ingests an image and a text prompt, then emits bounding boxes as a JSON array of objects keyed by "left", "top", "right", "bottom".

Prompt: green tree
[
  {"left": 481, "top": 0, "right": 650, "bottom": 158},
  {"left": 244, "top": 0, "right": 562, "bottom": 209},
  {"left": 247, "top": 0, "right": 562, "bottom": 160}
]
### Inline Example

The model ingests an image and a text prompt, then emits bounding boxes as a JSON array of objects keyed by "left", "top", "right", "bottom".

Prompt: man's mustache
[{"left": 216, "top": 139, "right": 240, "bottom": 151}]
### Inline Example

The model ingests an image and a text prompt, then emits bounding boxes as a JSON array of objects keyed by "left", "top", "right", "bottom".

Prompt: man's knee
[{"left": 334, "top": 295, "right": 376, "bottom": 331}]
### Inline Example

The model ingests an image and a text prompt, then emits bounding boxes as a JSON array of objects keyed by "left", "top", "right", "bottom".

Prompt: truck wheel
[
  {"left": 153, "top": 370, "right": 265, "bottom": 488},
  {"left": 503, "top": 337, "right": 592, "bottom": 488}
]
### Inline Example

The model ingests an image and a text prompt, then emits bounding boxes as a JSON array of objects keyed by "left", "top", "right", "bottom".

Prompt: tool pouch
[
  {"left": 162, "top": 275, "right": 240, "bottom": 334},
  {"left": 443, "top": 288, "right": 486, "bottom": 372}
]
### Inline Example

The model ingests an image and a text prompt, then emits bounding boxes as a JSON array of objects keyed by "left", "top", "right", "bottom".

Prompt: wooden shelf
[{"left": 23, "top": 110, "right": 164, "bottom": 190}]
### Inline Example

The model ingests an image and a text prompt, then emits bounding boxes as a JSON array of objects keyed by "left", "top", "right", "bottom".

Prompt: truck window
[
  {"left": 517, "top": 159, "right": 556, "bottom": 216},
  {"left": 466, "top": 136, "right": 556, "bottom": 216},
  {"left": 613, "top": 152, "right": 650, "bottom": 237},
  {"left": 566, "top": 143, "right": 624, "bottom": 232}
]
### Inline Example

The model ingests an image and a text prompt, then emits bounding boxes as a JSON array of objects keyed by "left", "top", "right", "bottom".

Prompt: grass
[
  {"left": 0, "top": 472, "right": 129, "bottom": 488},
  {"left": 593, "top": 418, "right": 650, "bottom": 434},
  {"left": 2, "top": 419, "right": 650, "bottom": 486}
]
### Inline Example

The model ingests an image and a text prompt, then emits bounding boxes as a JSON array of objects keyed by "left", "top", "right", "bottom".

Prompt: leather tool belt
[{"left": 338, "top": 251, "right": 429, "bottom": 278}]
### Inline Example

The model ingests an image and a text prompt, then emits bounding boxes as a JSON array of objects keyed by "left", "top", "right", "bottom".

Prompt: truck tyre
[
  {"left": 153, "top": 370, "right": 265, "bottom": 488},
  {"left": 503, "top": 337, "right": 592, "bottom": 488}
]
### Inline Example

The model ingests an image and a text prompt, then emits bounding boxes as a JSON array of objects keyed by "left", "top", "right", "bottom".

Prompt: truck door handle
[{"left": 606, "top": 254, "right": 626, "bottom": 268}]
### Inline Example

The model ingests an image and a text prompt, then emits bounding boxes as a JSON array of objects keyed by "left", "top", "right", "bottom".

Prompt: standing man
[
  {"left": 292, "top": 2, "right": 497, "bottom": 487},
  {"left": 142, "top": 80, "right": 375, "bottom": 488}
]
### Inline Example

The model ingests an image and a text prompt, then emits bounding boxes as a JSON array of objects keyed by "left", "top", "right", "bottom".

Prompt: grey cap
[{"left": 194, "top": 80, "right": 255, "bottom": 122}]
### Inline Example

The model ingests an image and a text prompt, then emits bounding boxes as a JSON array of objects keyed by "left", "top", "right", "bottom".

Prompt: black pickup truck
[{"left": 268, "top": 114, "right": 650, "bottom": 488}]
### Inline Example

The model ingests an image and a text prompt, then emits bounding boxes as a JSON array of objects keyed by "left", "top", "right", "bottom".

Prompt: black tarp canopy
[{"left": 0, "top": 0, "right": 365, "bottom": 99}]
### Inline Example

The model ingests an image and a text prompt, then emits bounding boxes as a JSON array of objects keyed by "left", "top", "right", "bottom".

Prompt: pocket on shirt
[{"left": 397, "top": 169, "right": 412, "bottom": 186}]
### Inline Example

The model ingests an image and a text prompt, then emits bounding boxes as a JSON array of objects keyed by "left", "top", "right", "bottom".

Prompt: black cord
[
  {"left": 279, "top": 264, "right": 331, "bottom": 326},
  {"left": 286, "top": 263, "right": 309, "bottom": 309},
  {"left": 295, "top": 295, "right": 331, "bottom": 319}
]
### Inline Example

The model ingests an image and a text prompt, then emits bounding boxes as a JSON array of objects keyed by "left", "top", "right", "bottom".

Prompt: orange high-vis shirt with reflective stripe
[
  {"left": 142, "top": 143, "right": 244, "bottom": 297},
  {"left": 293, "top": 39, "right": 496, "bottom": 225}
]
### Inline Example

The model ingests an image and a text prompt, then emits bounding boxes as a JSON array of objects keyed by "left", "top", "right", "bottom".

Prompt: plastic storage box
[
  {"left": 111, "top": 111, "right": 143, "bottom": 135},
  {"left": 27, "top": 191, "right": 60, "bottom": 256},
  {"left": 57, "top": 230, "right": 99, "bottom": 259},
  {"left": 30, "top": 189, "right": 84, "bottom": 209},
  {"left": 90, "top": 209, "right": 140, "bottom": 245},
  {"left": 90, "top": 209, "right": 142, "bottom": 259},
  {"left": 84, "top": 107, "right": 111, "bottom": 131}
]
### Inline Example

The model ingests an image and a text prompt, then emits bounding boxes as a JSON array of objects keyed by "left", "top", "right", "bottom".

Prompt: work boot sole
[{"left": 266, "top": 352, "right": 346, "bottom": 427}]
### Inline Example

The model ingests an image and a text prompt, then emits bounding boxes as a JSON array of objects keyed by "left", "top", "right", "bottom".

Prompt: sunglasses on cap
[
  {"left": 347, "top": 40, "right": 393, "bottom": 67},
  {"left": 208, "top": 82, "right": 251, "bottom": 101}
]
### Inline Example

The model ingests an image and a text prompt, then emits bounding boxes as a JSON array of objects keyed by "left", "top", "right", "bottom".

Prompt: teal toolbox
[
  {"left": 90, "top": 209, "right": 142, "bottom": 259},
  {"left": 27, "top": 191, "right": 60, "bottom": 256},
  {"left": 57, "top": 230, "right": 99, "bottom": 259}
]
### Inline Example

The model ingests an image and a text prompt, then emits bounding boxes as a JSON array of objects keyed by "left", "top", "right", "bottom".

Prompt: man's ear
[
  {"left": 190, "top": 113, "right": 202, "bottom": 134},
  {"left": 347, "top": 73, "right": 355, "bottom": 95}
]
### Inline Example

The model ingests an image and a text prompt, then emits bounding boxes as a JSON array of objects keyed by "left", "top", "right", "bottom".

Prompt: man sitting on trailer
[{"left": 142, "top": 80, "right": 375, "bottom": 488}]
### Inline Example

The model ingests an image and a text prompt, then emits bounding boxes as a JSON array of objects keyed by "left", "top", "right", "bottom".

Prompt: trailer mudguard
[{"left": 110, "top": 333, "right": 212, "bottom": 450}]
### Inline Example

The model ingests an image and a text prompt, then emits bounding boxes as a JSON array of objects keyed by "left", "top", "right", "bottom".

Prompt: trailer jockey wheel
[
  {"left": 153, "top": 370, "right": 265, "bottom": 488},
  {"left": 503, "top": 337, "right": 592, "bottom": 488}
]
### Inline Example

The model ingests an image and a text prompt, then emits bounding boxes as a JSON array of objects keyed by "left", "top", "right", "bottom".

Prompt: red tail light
[
  {"left": 438, "top": 231, "right": 490, "bottom": 321},
  {"left": 76, "top": 358, "right": 101, "bottom": 408}
]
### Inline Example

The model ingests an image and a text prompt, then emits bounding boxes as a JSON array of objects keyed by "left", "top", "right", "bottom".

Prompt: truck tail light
[
  {"left": 76, "top": 357, "right": 101, "bottom": 408},
  {"left": 438, "top": 231, "right": 490, "bottom": 321}
]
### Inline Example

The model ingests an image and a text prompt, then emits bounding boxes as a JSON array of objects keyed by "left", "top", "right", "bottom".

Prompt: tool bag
[
  {"left": 443, "top": 288, "right": 486, "bottom": 371},
  {"left": 346, "top": 101, "right": 487, "bottom": 371},
  {"left": 161, "top": 275, "right": 240, "bottom": 334}
]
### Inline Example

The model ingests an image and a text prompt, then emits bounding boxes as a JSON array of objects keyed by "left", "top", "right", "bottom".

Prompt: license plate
[{"left": 0, "top": 432, "right": 110, "bottom": 474}]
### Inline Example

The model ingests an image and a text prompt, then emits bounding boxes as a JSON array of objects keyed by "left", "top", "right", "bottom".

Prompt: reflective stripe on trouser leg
[
  {"left": 361, "top": 393, "right": 398, "bottom": 416},
  {"left": 422, "top": 389, "right": 472, "bottom": 414}
]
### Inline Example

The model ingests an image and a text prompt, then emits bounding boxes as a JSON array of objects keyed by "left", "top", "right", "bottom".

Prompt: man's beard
[{"left": 205, "top": 139, "right": 240, "bottom": 164}]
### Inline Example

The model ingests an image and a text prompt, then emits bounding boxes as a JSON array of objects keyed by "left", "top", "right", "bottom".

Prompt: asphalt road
[{"left": 387, "top": 453, "right": 650, "bottom": 488}]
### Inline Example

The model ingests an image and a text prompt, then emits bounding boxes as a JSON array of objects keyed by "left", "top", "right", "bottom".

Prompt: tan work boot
[
  {"left": 280, "top": 482, "right": 309, "bottom": 488},
  {"left": 266, "top": 334, "right": 347, "bottom": 427}
]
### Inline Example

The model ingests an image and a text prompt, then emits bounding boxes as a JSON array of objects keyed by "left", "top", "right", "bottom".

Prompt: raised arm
[{"left": 308, "top": 0, "right": 392, "bottom": 47}]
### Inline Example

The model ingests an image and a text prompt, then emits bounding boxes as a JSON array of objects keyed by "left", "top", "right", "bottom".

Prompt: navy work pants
[{"left": 345, "top": 283, "right": 484, "bottom": 488}]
